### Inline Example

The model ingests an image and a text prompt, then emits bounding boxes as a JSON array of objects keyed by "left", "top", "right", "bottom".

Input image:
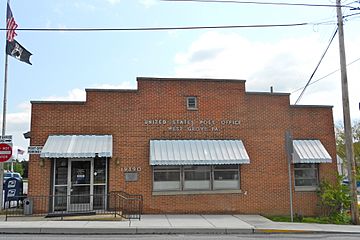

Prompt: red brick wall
[{"left": 28, "top": 78, "right": 337, "bottom": 216}]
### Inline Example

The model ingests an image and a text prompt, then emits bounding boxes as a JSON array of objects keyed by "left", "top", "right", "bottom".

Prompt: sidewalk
[{"left": 1, "top": 214, "right": 360, "bottom": 235}]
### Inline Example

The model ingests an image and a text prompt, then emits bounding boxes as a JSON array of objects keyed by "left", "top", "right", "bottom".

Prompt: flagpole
[
  {"left": 0, "top": 1, "right": 10, "bottom": 209},
  {"left": 0, "top": 47, "right": 9, "bottom": 211}
]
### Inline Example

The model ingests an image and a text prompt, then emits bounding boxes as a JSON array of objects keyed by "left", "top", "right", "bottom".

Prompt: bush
[{"left": 317, "top": 174, "right": 351, "bottom": 223}]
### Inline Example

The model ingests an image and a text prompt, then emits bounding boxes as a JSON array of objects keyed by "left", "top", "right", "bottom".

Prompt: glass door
[{"left": 68, "top": 159, "right": 93, "bottom": 212}]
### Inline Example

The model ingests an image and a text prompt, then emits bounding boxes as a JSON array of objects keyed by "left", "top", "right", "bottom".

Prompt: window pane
[
  {"left": 184, "top": 180, "right": 210, "bottom": 190},
  {"left": 94, "top": 158, "right": 106, "bottom": 184},
  {"left": 70, "top": 186, "right": 90, "bottom": 204},
  {"left": 213, "top": 166, "right": 240, "bottom": 190},
  {"left": 213, "top": 180, "right": 239, "bottom": 190},
  {"left": 214, "top": 165, "right": 238, "bottom": 170},
  {"left": 154, "top": 171, "right": 180, "bottom": 181},
  {"left": 153, "top": 181, "right": 181, "bottom": 191},
  {"left": 184, "top": 166, "right": 211, "bottom": 180},
  {"left": 187, "top": 97, "right": 197, "bottom": 109},
  {"left": 214, "top": 171, "right": 239, "bottom": 180},
  {"left": 154, "top": 166, "right": 180, "bottom": 171},
  {"left": 184, "top": 170, "right": 210, "bottom": 181},
  {"left": 71, "top": 161, "right": 91, "bottom": 185},
  {"left": 55, "top": 159, "right": 68, "bottom": 185},
  {"left": 94, "top": 185, "right": 106, "bottom": 210},
  {"left": 54, "top": 186, "right": 67, "bottom": 211},
  {"left": 153, "top": 166, "right": 181, "bottom": 191},
  {"left": 295, "top": 169, "right": 316, "bottom": 178},
  {"left": 295, "top": 179, "right": 317, "bottom": 187},
  {"left": 184, "top": 165, "right": 210, "bottom": 171},
  {"left": 295, "top": 163, "right": 316, "bottom": 169},
  {"left": 294, "top": 163, "right": 318, "bottom": 188},
  {"left": 184, "top": 165, "right": 210, "bottom": 190}
]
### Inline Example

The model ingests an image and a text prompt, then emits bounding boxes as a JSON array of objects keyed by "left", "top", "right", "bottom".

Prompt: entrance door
[{"left": 68, "top": 159, "right": 93, "bottom": 211}]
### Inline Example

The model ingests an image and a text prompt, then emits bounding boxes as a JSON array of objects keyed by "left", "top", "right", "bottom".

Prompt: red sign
[{"left": 0, "top": 143, "right": 12, "bottom": 162}]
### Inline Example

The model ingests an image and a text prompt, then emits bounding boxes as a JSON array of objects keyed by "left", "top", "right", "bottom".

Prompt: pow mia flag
[{"left": 6, "top": 40, "right": 32, "bottom": 65}]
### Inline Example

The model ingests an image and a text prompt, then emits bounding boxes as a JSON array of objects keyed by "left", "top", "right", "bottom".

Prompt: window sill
[{"left": 152, "top": 189, "right": 243, "bottom": 196}]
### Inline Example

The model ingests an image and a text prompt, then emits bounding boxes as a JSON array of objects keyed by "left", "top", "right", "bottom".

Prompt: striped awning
[
  {"left": 150, "top": 140, "right": 250, "bottom": 165},
  {"left": 40, "top": 135, "right": 112, "bottom": 158},
  {"left": 292, "top": 140, "right": 332, "bottom": 163}
]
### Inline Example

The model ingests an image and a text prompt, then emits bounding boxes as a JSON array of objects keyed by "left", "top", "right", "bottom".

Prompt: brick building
[{"left": 28, "top": 77, "right": 337, "bottom": 216}]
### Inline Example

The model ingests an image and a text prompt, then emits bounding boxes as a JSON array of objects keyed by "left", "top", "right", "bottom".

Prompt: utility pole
[
  {"left": 285, "top": 131, "right": 294, "bottom": 222},
  {"left": 336, "top": 0, "right": 359, "bottom": 225}
]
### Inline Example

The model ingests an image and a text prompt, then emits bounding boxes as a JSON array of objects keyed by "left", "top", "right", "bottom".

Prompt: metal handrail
[
  {"left": 4, "top": 191, "right": 143, "bottom": 221},
  {"left": 109, "top": 191, "right": 143, "bottom": 220}
]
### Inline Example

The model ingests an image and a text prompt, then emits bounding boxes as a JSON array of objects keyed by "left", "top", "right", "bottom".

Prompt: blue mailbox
[{"left": 4, "top": 177, "right": 22, "bottom": 203}]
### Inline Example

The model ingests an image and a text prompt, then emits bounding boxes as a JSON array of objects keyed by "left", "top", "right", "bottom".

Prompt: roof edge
[
  {"left": 137, "top": 77, "right": 246, "bottom": 83},
  {"left": 246, "top": 92, "right": 290, "bottom": 96},
  {"left": 85, "top": 89, "right": 137, "bottom": 93},
  {"left": 290, "top": 105, "right": 333, "bottom": 109},
  {"left": 31, "top": 101, "right": 85, "bottom": 105}
]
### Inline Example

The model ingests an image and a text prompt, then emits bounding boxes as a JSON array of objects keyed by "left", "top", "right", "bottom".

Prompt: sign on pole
[
  {"left": 0, "top": 135, "right": 12, "bottom": 162},
  {"left": 28, "top": 146, "right": 43, "bottom": 154},
  {"left": 0, "top": 135, "right": 12, "bottom": 143},
  {"left": 0, "top": 142, "right": 12, "bottom": 162}
]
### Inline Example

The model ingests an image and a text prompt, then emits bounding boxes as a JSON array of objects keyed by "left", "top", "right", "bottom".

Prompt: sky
[{"left": 1, "top": 0, "right": 359, "bottom": 161}]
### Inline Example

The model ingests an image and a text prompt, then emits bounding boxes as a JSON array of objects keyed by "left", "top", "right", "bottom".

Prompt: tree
[
  {"left": 335, "top": 120, "right": 360, "bottom": 179},
  {"left": 4, "top": 159, "right": 24, "bottom": 176},
  {"left": 318, "top": 175, "right": 351, "bottom": 223}
]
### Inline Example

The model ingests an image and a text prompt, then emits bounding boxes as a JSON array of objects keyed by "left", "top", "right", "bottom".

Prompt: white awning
[
  {"left": 40, "top": 135, "right": 112, "bottom": 158},
  {"left": 293, "top": 140, "right": 332, "bottom": 163},
  {"left": 150, "top": 140, "right": 250, "bottom": 165}
]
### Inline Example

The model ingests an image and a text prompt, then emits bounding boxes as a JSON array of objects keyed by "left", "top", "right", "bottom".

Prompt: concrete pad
[
  {"left": 41, "top": 220, "right": 88, "bottom": 228},
  {"left": 0, "top": 220, "right": 47, "bottom": 228},
  {"left": 202, "top": 215, "right": 254, "bottom": 229},
  {"left": 234, "top": 215, "right": 274, "bottom": 225},
  {"left": 140, "top": 228, "right": 227, "bottom": 234},
  {"left": 84, "top": 220, "right": 131, "bottom": 228},
  {"left": 0, "top": 221, "right": 46, "bottom": 234},
  {"left": 310, "top": 223, "right": 360, "bottom": 233},
  {"left": 130, "top": 215, "right": 171, "bottom": 227},
  {"left": 40, "top": 227, "right": 137, "bottom": 235},
  {"left": 0, "top": 228, "right": 42, "bottom": 234},
  {"left": 166, "top": 215, "right": 214, "bottom": 228}
]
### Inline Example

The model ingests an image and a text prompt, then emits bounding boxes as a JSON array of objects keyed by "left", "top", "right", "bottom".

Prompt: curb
[
  {"left": 0, "top": 227, "right": 254, "bottom": 235},
  {"left": 2, "top": 227, "right": 360, "bottom": 235},
  {"left": 254, "top": 228, "right": 360, "bottom": 234}
]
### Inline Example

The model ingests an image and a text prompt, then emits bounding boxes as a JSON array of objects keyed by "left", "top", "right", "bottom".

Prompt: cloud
[
  {"left": 44, "top": 88, "right": 86, "bottom": 101},
  {"left": 174, "top": 31, "right": 360, "bottom": 121},
  {"left": 73, "top": 2, "right": 96, "bottom": 12},
  {"left": 106, "top": 0, "right": 122, "bottom": 5},
  {"left": 139, "top": 0, "right": 157, "bottom": 8},
  {"left": 43, "top": 82, "right": 136, "bottom": 102},
  {"left": 92, "top": 82, "right": 136, "bottom": 90}
]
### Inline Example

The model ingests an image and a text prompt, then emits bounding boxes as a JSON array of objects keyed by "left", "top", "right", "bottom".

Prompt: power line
[
  {"left": 295, "top": 27, "right": 338, "bottom": 104},
  {"left": 0, "top": 22, "right": 312, "bottom": 32},
  {"left": 291, "top": 57, "right": 360, "bottom": 93},
  {"left": 161, "top": 0, "right": 357, "bottom": 8}
]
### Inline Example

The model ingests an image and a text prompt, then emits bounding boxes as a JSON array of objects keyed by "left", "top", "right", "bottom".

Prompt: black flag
[{"left": 6, "top": 40, "right": 32, "bottom": 65}]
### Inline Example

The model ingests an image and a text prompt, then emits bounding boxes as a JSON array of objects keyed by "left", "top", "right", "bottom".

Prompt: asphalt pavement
[{"left": 1, "top": 214, "right": 360, "bottom": 235}]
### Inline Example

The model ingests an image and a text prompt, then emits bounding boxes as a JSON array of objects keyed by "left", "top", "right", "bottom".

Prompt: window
[
  {"left": 294, "top": 163, "right": 319, "bottom": 191},
  {"left": 93, "top": 158, "right": 107, "bottom": 210},
  {"left": 153, "top": 165, "right": 240, "bottom": 192},
  {"left": 186, "top": 96, "right": 198, "bottom": 110},
  {"left": 153, "top": 166, "right": 181, "bottom": 191},
  {"left": 184, "top": 166, "right": 211, "bottom": 190},
  {"left": 213, "top": 165, "right": 240, "bottom": 190}
]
